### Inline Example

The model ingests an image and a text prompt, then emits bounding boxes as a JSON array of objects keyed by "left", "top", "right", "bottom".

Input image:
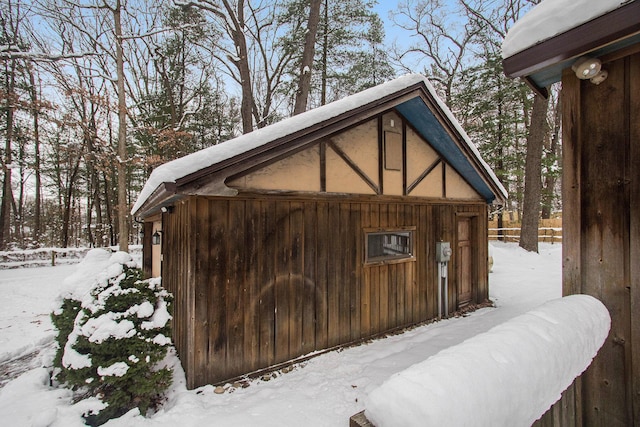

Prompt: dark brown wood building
[
  {"left": 132, "top": 75, "right": 507, "bottom": 389},
  {"left": 503, "top": 1, "right": 640, "bottom": 425}
]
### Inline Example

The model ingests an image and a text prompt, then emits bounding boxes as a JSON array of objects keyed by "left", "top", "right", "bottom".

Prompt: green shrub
[
  {"left": 51, "top": 297, "right": 82, "bottom": 383},
  {"left": 52, "top": 256, "right": 173, "bottom": 426}
]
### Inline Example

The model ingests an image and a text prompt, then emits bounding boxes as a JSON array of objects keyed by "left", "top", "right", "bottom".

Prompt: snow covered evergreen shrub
[
  {"left": 51, "top": 252, "right": 173, "bottom": 426},
  {"left": 51, "top": 297, "right": 82, "bottom": 383}
]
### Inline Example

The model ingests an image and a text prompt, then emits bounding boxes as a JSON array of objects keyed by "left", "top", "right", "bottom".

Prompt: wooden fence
[{"left": 488, "top": 218, "right": 562, "bottom": 243}]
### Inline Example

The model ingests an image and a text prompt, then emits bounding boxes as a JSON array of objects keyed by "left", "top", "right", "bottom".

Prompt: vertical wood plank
[
  {"left": 289, "top": 202, "right": 304, "bottom": 358},
  {"left": 339, "top": 202, "right": 351, "bottom": 343},
  {"left": 327, "top": 202, "right": 340, "bottom": 347},
  {"left": 351, "top": 202, "right": 362, "bottom": 341},
  {"left": 360, "top": 203, "right": 371, "bottom": 337},
  {"left": 396, "top": 263, "right": 406, "bottom": 326},
  {"left": 244, "top": 200, "right": 260, "bottom": 372},
  {"left": 315, "top": 201, "right": 329, "bottom": 350},
  {"left": 379, "top": 265, "right": 389, "bottom": 332},
  {"left": 580, "top": 59, "right": 629, "bottom": 425},
  {"left": 561, "top": 68, "right": 585, "bottom": 425},
  {"left": 410, "top": 204, "right": 421, "bottom": 323},
  {"left": 208, "top": 199, "right": 229, "bottom": 383},
  {"left": 420, "top": 205, "right": 430, "bottom": 320},
  {"left": 275, "top": 202, "right": 291, "bottom": 363},
  {"left": 193, "top": 198, "right": 210, "bottom": 382},
  {"left": 388, "top": 203, "right": 398, "bottom": 227},
  {"left": 629, "top": 52, "right": 640, "bottom": 424},
  {"left": 302, "top": 201, "right": 317, "bottom": 355},
  {"left": 259, "top": 201, "right": 276, "bottom": 367},
  {"left": 561, "top": 67, "right": 583, "bottom": 298},
  {"left": 388, "top": 264, "right": 397, "bottom": 327},
  {"left": 378, "top": 116, "right": 384, "bottom": 194},
  {"left": 227, "top": 200, "right": 245, "bottom": 378}
]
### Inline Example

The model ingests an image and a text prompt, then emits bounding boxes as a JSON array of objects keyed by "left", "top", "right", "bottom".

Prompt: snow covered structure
[
  {"left": 132, "top": 74, "right": 507, "bottom": 388},
  {"left": 364, "top": 295, "right": 610, "bottom": 427},
  {"left": 503, "top": 0, "right": 640, "bottom": 425}
]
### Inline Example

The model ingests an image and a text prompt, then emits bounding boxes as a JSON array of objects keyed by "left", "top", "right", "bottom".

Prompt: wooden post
[
  {"left": 561, "top": 54, "right": 639, "bottom": 425},
  {"left": 51, "top": 250, "right": 56, "bottom": 266}
]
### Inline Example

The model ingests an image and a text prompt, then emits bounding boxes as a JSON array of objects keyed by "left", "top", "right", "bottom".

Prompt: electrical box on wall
[{"left": 436, "top": 241, "right": 452, "bottom": 262}]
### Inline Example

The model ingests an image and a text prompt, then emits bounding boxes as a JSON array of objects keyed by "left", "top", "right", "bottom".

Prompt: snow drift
[{"left": 365, "top": 295, "right": 610, "bottom": 427}]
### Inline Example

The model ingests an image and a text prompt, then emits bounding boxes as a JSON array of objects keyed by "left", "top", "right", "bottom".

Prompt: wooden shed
[
  {"left": 132, "top": 74, "right": 507, "bottom": 389},
  {"left": 503, "top": 1, "right": 640, "bottom": 425}
]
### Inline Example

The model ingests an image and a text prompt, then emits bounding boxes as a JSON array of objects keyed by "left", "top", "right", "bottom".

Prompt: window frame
[{"left": 363, "top": 226, "right": 416, "bottom": 265}]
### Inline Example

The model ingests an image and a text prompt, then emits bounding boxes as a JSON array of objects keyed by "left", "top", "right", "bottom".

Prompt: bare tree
[
  {"left": 112, "top": 0, "right": 129, "bottom": 251},
  {"left": 177, "top": 0, "right": 256, "bottom": 133},
  {"left": 0, "top": 0, "right": 28, "bottom": 249},
  {"left": 392, "top": 0, "right": 483, "bottom": 105},
  {"left": 292, "top": 0, "right": 321, "bottom": 115}
]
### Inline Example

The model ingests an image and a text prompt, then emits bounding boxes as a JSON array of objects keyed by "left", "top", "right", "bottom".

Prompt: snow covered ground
[{"left": 0, "top": 242, "right": 563, "bottom": 426}]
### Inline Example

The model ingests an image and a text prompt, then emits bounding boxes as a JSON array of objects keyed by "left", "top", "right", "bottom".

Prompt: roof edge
[{"left": 503, "top": 1, "right": 640, "bottom": 86}]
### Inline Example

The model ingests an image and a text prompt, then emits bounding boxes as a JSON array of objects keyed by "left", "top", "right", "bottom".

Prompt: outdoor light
[
  {"left": 160, "top": 206, "right": 174, "bottom": 214},
  {"left": 571, "top": 56, "right": 608, "bottom": 85},
  {"left": 572, "top": 57, "right": 602, "bottom": 79},
  {"left": 152, "top": 230, "right": 161, "bottom": 245},
  {"left": 590, "top": 69, "right": 608, "bottom": 85}
]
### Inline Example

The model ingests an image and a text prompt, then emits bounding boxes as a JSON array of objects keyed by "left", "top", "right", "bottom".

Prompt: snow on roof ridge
[
  {"left": 132, "top": 73, "right": 506, "bottom": 215},
  {"left": 502, "top": 0, "right": 628, "bottom": 59},
  {"left": 132, "top": 74, "right": 428, "bottom": 214}
]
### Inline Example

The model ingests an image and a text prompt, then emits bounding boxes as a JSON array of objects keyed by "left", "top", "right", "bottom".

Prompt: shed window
[{"left": 365, "top": 228, "right": 415, "bottom": 264}]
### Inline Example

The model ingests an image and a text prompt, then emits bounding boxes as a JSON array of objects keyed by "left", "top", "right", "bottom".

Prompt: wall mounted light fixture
[
  {"left": 160, "top": 206, "right": 174, "bottom": 214},
  {"left": 152, "top": 230, "right": 162, "bottom": 245},
  {"left": 572, "top": 56, "right": 608, "bottom": 85}
]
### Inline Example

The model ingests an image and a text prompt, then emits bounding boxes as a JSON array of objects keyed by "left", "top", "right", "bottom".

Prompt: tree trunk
[
  {"left": 320, "top": 0, "right": 328, "bottom": 106},
  {"left": 519, "top": 92, "right": 549, "bottom": 252},
  {"left": 114, "top": 1, "right": 129, "bottom": 252},
  {"left": 29, "top": 67, "right": 42, "bottom": 244},
  {"left": 541, "top": 96, "right": 561, "bottom": 219},
  {"left": 221, "top": 0, "right": 254, "bottom": 133},
  {"left": 293, "top": 0, "right": 322, "bottom": 115},
  {"left": 61, "top": 158, "right": 81, "bottom": 247},
  {"left": 0, "top": 60, "right": 17, "bottom": 250}
]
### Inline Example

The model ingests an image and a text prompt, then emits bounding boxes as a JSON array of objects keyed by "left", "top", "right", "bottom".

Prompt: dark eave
[{"left": 503, "top": 0, "right": 640, "bottom": 96}]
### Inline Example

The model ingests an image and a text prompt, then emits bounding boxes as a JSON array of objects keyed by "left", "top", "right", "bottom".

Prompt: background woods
[{"left": 0, "top": 0, "right": 559, "bottom": 251}]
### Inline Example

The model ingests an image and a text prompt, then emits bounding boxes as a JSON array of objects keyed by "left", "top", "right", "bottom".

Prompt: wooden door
[{"left": 457, "top": 217, "right": 472, "bottom": 307}]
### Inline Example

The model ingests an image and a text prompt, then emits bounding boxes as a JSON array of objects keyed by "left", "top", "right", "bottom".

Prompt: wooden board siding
[
  {"left": 161, "top": 201, "right": 195, "bottom": 384},
  {"left": 162, "top": 195, "right": 488, "bottom": 388},
  {"left": 559, "top": 52, "right": 640, "bottom": 426},
  {"left": 142, "top": 221, "right": 153, "bottom": 278}
]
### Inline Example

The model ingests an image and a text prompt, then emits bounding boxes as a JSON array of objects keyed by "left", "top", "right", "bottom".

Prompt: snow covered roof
[
  {"left": 502, "top": 0, "right": 640, "bottom": 96},
  {"left": 132, "top": 74, "right": 507, "bottom": 217},
  {"left": 502, "top": 0, "right": 630, "bottom": 59}
]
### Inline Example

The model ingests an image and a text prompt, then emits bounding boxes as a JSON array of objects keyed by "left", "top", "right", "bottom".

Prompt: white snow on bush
[
  {"left": 59, "top": 249, "right": 138, "bottom": 306},
  {"left": 502, "top": 0, "right": 627, "bottom": 58},
  {"left": 98, "top": 362, "right": 130, "bottom": 378},
  {"left": 365, "top": 294, "right": 611, "bottom": 427},
  {"left": 62, "top": 328, "right": 92, "bottom": 370},
  {"left": 152, "top": 334, "right": 172, "bottom": 346},
  {"left": 141, "top": 299, "right": 172, "bottom": 330},
  {"left": 130, "top": 301, "right": 155, "bottom": 318},
  {"left": 81, "top": 313, "right": 136, "bottom": 344}
]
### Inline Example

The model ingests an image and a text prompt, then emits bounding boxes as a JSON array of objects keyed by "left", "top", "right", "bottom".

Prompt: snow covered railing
[
  {"left": 0, "top": 246, "right": 142, "bottom": 269},
  {"left": 361, "top": 295, "right": 610, "bottom": 427}
]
